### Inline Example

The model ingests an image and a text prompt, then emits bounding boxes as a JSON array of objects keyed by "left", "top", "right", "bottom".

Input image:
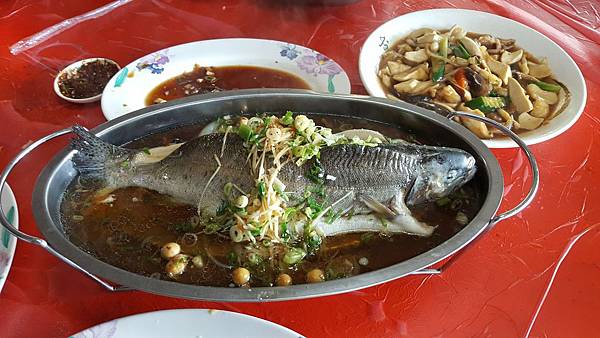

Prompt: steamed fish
[{"left": 71, "top": 123, "right": 476, "bottom": 239}]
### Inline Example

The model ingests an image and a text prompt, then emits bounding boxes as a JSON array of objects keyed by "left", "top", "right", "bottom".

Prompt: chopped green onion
[
  {"left": 535, "top": 81, "right": 561, "bottom": 93},
  {"left": 283, "top": 247, "right": 306, "bottom": 265},
  {"left": 257, "top": 181, "right": 267, "bottom": 200},
  {"left": 248, "top": 253, "right": 262, "bottom": 265},
  {"left": 273, "top": 184, "right": 288, "bottom": 201},
  {"left": 257, "top": 181, "right": 266, "bottom": 200},
  {"left": 281, "top": 111, "right": 294, "bottom": 125},
  {"left": 325, "top": 208, "right": 343, "bottom": 224},
  {"left": 306, "top": 159, "right": 325, "bottom": 184},
  {"left": 142, "top": 147, "right": 151, "bottom": 155},
  {"left": 283, "top": 207, "right": 297, "bottom": 221},
  {"left": 305, "top": 232, "right": 322, "bottom": 254},
  {"left": 432, "top": 36, "right": 448, "bottom": 82},
  {"left": 238, "top": 124, "right": 253, "bottom": 141},
  {"left": 451, "top": 43, "right": 470, "bottom": 59}
]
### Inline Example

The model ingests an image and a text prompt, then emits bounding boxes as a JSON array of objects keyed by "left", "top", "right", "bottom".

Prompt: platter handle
[
  {"left": 413, "top": 111, "right": 539, "bottom": 275},
  {"left": 0, "top": 127, "right": 130, "bottom": 292}
]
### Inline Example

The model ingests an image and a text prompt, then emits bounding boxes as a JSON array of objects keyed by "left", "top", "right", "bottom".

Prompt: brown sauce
[
  {"left": 61, "top": 115, "right": 483, "bottom": 287},
  {"left": 145, "top": 65, "right": 311, "bottom": 105}
]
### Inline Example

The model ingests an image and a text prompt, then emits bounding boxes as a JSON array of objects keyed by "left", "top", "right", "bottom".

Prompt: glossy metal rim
[{"left": 31, "top": 89, "right": 504, "bottom": 301}]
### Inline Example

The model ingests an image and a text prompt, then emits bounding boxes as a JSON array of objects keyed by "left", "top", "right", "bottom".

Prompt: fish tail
[{"left": 70, "top": 125, "right": 134, "bottom": 177}]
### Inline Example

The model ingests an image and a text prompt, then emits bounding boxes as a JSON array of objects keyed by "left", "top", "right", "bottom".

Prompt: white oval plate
[
  {"left": 0, "top": 184, "right": 19, "bottom": 293},
  {"left": 70, "top": 309, "right": 304, "bottom": 338},
  {"left": 102, "top": 38, "right": 351, "bottom": 120},
  {"left": 359, "top": 9, "right": 587, "bottom": 148}
]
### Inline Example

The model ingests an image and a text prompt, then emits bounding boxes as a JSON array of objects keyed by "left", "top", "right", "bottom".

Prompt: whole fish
[{"left": 71, "top": 125, "right": 476, "bottom": 237}]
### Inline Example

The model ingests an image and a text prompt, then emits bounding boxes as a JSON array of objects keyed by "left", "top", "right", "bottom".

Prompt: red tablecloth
[{"left": 1, "top": 1, "right": 599, "bottom": 337}]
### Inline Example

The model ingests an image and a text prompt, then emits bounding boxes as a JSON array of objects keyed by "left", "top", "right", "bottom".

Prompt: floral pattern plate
[
  {"left": 70, "top": 309, "right": 304, "bottom": 338},
  {"left": 101, "top": 38, "right": 351, "bottom": 120},
  {"left": 0, "top": 184, "right": 18, "bottom": 293}
]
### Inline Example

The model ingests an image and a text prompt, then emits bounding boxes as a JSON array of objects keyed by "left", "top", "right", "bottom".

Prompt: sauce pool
[{"left": 146, "top": 65, "right": 311, "bottom": 105}]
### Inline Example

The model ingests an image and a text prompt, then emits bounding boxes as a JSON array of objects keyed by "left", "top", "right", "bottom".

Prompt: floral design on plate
[
  {"left": 113, "top": 67, "right": 129, "bottom": 88},
  {"left": 136, "top": 49, "right": 171, "bottom": 74},
  {"left": 280, "top": 44, "right": 300, "bottom": 60},
  {"left": 281, "top": 45, "right": 343, "bottom": 93}
]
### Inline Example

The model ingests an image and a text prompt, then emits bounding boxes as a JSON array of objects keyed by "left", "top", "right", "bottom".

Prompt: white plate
[
  {"left": 0, "top": 184, "right": 18, "bottom": 293},
  {"left": 359, "top": 9, "right": 587, "bottom": 148},
  {"left": 70, "top": 309, "right": 304, "bottom": 338},
  {"left": 101, "top": 38, "right": 351, "bottom": 120}
]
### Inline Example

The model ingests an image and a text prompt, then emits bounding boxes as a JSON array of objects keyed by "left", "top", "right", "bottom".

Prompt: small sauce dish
[{"left": 54, "top": 58, "right": 120, "bottom": 103}]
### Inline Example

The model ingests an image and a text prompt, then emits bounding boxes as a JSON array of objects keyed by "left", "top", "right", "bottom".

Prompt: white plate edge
[
  {"left": 358, "top": 8, "right": 588, "bottom": 148},
  {"left": 0, "top": 183, "right": 19, "bottom": 293},
  {"left": 101, "top": 38, "right": 352, "bottom": 121}
]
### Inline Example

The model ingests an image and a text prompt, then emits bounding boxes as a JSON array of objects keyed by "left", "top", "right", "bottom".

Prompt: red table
[{"left": 1, "top": 1, "right": 599, "bottom": 337}]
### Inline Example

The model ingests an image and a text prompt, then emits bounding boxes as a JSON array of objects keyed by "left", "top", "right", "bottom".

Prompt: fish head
[{"left": 406, "top": 149, "right": 476, "bottom": 206}]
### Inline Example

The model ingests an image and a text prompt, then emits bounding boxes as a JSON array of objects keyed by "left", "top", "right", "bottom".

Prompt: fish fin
[
  {"left": 132, "top": 143, "right": 183, "bottom": 165},
  {"left": 359, "top": 195, "right": 396, "bottom": 218},
  {"left": 70, "top": 125, "right": 135, "bottom": 176},
  {"left": 389, "top": 192, "right": 435, "bottom": 236},
  {"left": 319, "top": 193, "right": 434, "bottom": 238}
]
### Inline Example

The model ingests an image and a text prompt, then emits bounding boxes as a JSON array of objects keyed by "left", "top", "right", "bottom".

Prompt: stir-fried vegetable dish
[{"left": 378, "top": 25, "right": 571, "bottom": 138}]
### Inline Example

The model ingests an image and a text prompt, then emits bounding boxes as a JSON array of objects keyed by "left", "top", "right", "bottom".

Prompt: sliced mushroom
[
  {"left": 517, "top": 112, "right": 544, "bottom": 130},
  {"left": 518, "top": 55, "right": 529, "bottom": 74},
  {"left": 380, "top": 74, "right": 392, "bottom": 88},
  {"left": 500, "top": 49, "right": 523, "bottom": 65},
  {"left": 458, "top": 107, "right": 492, "bottom": 138},
  {"left": 508, "top": 77, "right": 533, "bottom": 113},
  {"left": 395, "top": 43, "right": 413, "bottom": 53},
  {"left": 530, "top": 100, "right": 550, "bottom": 118},
  {"left": 464, "top": 67, "right": 491, "bottom": 97},
  {"left": 393, "top": 79, "right": 434, "bottom": 95},
  {"left": 387, "top": 61, "right": 411, "bottom": 76},
  {"left": 527, "top": 62, "right": 553, "bottom": 78},
  {"left": 512, "top": 71, "right": 539, "bottom": 85},
  {"left": 409, "top": 28, "right": 435, "bottom": 39},
  {"left": 494, "top": 86, "right": 508, "bottom": 97},
  {"left": 497, "top": 109, "right": 514, "bottom": 130},
  {"left": 448, "top": 25, "right": 467, "bottom": 40},
  {"left": 548, "top": 88, "right": 570, "bottom": 119},
  {"left": 437, "top": 85, "right": 462, "bottom": 104},
  {"left": 429, "top": 41, "right": 439, "bottom": 53},
  {"left": 485, "top": 55, "right": 512, "bottom": 84},
  {"left": 459, "top": 37, "right": 482, "bottom": 57},
  {"left": 403, "top": 49, "right": 429, "bottom": 65},
  {"left": 416, "top": 32, "right": 440, "bottom": 44},
  {"left": 380, "top": 50, "right": 402, "bottom": 66},
  {"left": 451, "top": 56, "right": 470, "bottom": 67},
  {"left": 392, "top": 64, "right": 429, "bottom": 82},
  {"left": 471, "top": 65, "right": 502, "bottom": 87},
  {"left": 526, "top": 84, "right": 558, "bottom": 105}
]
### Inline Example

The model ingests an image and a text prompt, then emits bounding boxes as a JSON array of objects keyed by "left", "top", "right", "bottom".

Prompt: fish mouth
[{"left": 464, "top": 156, "right": 477, "bottom": 182}]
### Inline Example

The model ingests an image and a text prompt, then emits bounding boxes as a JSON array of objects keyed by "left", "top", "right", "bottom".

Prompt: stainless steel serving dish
[{"left": 0, "top": 89, "right": 538, "bottom": 302}]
